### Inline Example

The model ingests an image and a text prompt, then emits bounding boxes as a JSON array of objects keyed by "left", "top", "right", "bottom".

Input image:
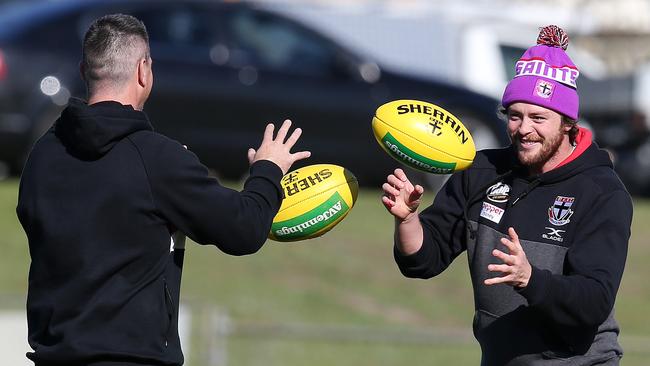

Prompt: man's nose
[{"left": 518, "top": 118, "right": 535, "bottom": 134}]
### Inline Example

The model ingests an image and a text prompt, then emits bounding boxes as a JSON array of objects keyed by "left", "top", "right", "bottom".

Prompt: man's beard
[{"left": 514, "top": 130, "right": 564, "bottom": 169}]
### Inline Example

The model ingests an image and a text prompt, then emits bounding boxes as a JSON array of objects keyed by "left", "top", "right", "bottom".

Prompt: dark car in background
[{"left": 0, "top": 0, "right": 509, "bottom": 187}]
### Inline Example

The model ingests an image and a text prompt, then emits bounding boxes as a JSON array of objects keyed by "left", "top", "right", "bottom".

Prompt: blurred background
[{"left": 1, "top": 0, "right": 649, "bottom": 365}]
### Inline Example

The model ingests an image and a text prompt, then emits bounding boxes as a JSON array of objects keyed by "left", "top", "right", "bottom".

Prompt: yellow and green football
[
  {"left": 372, "top": 99, "right": 476, "bottom": 174},
  {"left": 269, "top": 164, "right": 358, "bottom": 242}
]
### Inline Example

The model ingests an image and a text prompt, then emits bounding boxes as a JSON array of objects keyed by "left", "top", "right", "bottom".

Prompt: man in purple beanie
[{"left": 381, "top": 25, "right": 631, "bottom": 365}]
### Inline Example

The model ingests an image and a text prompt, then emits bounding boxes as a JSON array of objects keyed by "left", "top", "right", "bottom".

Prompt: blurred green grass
[{"left": 1, "top": 178, "right": 649, "bottom": 365}]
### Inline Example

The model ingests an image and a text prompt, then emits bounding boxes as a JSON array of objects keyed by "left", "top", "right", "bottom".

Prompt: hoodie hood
[
  {"left": 534, "top": 127, "right": 611, "bottom": 185},
  {"left": 473, "top": 127, "right": 609, "bottom": 210},
  {"left": 55, "top": 98, "right": 153, "bottom": 159},
  {"left": 506, "top": 127, "right": 612, "bottom": 207}
]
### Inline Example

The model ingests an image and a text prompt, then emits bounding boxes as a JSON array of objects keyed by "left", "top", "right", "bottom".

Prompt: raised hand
[
  {"left": 484, "top": 227, "right": 532, "bottom": 288},
  {"left": 381, "top": 168, "right": 425, "bottom": 221},
  {"left": 247, "top": 119, "right": 311, "bottom": 175}
]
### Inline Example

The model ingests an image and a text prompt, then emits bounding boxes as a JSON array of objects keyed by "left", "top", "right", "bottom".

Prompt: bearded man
[{"left": 381, "top": 25, "right": 632, "bottom": 366}]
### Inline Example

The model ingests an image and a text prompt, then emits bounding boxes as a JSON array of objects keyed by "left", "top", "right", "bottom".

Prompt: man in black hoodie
[
  {"left": 17, "top": 14, "right": 310, "bottom": 366},
  {"left": 381, "top": 26, "right": 632, "bottom": 365}
]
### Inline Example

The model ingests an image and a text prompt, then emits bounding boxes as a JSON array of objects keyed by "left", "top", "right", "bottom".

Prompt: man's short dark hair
[{"left": 82, "top": 14, "right": 149, "bottom": 92}]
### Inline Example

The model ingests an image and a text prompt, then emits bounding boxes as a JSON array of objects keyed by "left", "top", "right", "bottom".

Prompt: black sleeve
[
  {"left": 138, "top": 135, "right": 283, "bottom": 255},
  {"left": 394, "top": 171, "right": 469, "bottom": 278},
  {"left": 518, "top": 189, "right": 632, "bottom": 328}
]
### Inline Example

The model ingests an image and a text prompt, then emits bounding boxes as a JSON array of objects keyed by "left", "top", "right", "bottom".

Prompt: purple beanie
[{"left": 502, "top": 25, "right": 579, "bottom": 120}]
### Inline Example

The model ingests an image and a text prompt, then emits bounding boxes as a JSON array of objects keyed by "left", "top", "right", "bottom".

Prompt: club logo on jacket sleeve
[{"left": 548, "top": 196, "right": 574, "bottom": 226}]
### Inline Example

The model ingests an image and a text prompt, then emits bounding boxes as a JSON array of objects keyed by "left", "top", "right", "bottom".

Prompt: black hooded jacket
[
  {"left": 394, "top": 129, "right": 633, "bottom": 365},
  {"left": 17, "top": 98, "right": 283, "bottom": 366}
]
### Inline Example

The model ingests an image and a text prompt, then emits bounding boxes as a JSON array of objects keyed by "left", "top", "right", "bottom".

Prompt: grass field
[{"left": 1, "top": 178, "right": 649, "bottom": 365}]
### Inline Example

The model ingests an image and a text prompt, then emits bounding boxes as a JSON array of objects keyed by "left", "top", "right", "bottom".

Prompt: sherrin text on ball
[
  {"left": 269, "top": 164, "right": 358, "bottom": 242},
  {"left": 372, "top": 99, "right": 476, "bottom": 174}
]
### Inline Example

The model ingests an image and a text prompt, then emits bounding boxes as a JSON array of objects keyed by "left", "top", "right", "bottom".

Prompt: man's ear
[
  {"left": 563, "top": 122, "right": 574, "bottom": 133},
  {"left": 137, "top": 58, "right": 149, "bottom": 88}
]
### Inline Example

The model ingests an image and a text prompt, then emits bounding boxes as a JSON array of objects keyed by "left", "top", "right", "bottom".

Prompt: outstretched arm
[
  {"left": 139, "top": 120, "right": 310, "bottom": 255},
  {"left": 382, "top": 169, "right": 469, "bottom": 279}
]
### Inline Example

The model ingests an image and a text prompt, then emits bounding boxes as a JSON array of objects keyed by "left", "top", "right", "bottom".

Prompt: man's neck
[
  {"left": 87, "top": 89, "right": 141, "bottom": 110},
  {"left": 530, "top": 140, "right": 575, "bottom": 175}
]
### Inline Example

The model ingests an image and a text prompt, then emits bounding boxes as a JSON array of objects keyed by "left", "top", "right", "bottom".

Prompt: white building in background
[
  {"left": 256, "top": 0, "right": 602, "bottom": 94},
  {"left": 255, "top": 0, "right": 650, "bottom": 34},
  {"left": 255, "top": 0, "right": 650, "bottom": 76},
  {"left": 254, "top": 0, "right": 650, "bottom": 133}
]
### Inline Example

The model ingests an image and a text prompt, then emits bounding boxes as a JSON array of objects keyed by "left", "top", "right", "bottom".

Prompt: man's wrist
[{"left": 397, "top": 210, "right": 419, "bottom": 224}]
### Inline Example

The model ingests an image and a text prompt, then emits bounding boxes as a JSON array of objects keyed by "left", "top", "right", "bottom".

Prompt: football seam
[
  {"left": 278, "top": 178, "right": 358, "bottom": 214},
  {"left": 374, "top": 115, "right": 474, "bottom": 162}
]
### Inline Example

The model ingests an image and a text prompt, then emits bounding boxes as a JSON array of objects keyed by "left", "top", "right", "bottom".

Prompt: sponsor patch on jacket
[
  {"left": 480, "top": 202, "right": 504, "bottom": 224},
  {"left": 548, "top": 196, "right": 574, "bottom": 226},
  {"left": 486, "top": 182, "right": 511, "bottom": 203}
]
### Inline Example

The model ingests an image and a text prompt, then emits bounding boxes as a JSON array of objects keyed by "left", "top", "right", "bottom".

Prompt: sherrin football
[
  {"left": 269, "top": 164, "right": 359, "bottom": 242},
  {"left": 371, "top": 99, "right": 476, "bottom": 174}
]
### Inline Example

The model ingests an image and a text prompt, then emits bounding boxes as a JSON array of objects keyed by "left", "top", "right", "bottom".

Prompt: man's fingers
[
  {"left": 508, "top": 227, "right": 519, "bottom": 241},
  {"left": 492, "top": 249, "right": 515, "bottom": 265},
  {"left": 384, "top": 174, "right": 421, "bottom": 212},
  {"left": 275, "top": 119, "right": 292, "bottom": 143},
  {"left": 408, "top": 185, "right": 424, "bottom": 202},
  {"left": 251, "top": 120, "right": 310, "bottom": 174},
  {"left": 262, "top": 123, "right": 275, "bottom": 144},
  {"left": 291, "top": 150, "right": 311, "bottom": 163},
  {"left": 487, "top": 263, "right": 511, "bottom": 273},
  {"left": 501, "top": 233, "right": 524, "bottom": 255},
  {"left": 381, "top": 195, "right": 395, "bottom": 209},
  {"left": 500, "top": 237, "right": 517, "bottom": 253},
  {"left": 284, "top": 127, "right": 302, "bottom": 149},
  {"left": 484, "top": 275, "right": 512, "bottom": 286},
  {"left": 247, "top": 148, "right": 256, "bottom": 164},
  {"left": 387, "top": 174, "right": 404, "bottom": 189},
  {"left": 485, "top": 228, "right": 530, "bottom": 288},
  {"left": 507, "top": 227, "right": 522, "bottom": 248},
  {"left": 392, "top": 168, "right": 414, "bottom": 191},
  {"left": 382, "top": 182, "right": 400, "bottom": 197},
  {"left": 414, "top": 184, "right": 424, "bottom": 194},
  {"left": 394, "top": 168, "right": 407, "bottom": 182}
]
